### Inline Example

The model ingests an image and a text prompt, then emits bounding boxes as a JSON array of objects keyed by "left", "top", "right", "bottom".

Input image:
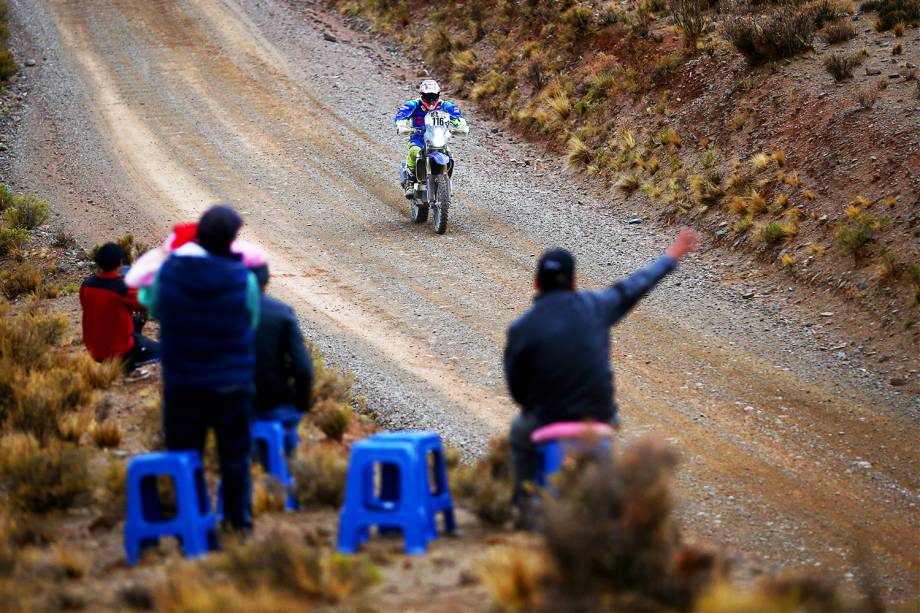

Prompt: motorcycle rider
[{"left": 394, "top": 79, "right": 468, "bottom": 198}]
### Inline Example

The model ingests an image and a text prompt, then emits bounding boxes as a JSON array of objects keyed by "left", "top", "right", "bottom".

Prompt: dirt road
[{"left": 6, "top": 0, "right": 919, "bottom": 602}]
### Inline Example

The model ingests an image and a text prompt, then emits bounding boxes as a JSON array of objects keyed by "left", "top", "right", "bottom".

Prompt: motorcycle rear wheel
[{"left": 411, "top": 199, "right": 429, "bottom": 223}]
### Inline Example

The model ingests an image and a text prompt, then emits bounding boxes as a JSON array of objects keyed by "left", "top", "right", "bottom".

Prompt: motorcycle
[{"left": 397, "top": 109, "right": 468, "bottom": 235}]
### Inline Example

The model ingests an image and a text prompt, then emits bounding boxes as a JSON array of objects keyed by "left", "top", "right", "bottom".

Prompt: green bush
[
  {"left": 0, "top": 226, "right": 27, "bottom": 256},
  {"left": 3, "top": 195, "right": 50, "bottom": 230},
  {"left": 836, "top": 213, "right": 880, "bottom": 261},
  {"left": 0, "top": 185, "right": 15, "bottom": 212}
]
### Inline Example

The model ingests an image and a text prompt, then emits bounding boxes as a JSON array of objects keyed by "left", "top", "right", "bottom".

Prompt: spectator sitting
[
  {"left": 140, "top": 204, "right": 260, "bottom": 533},
  {"left": 80, "top": 242, "right": 159, "bottom": 372},
  {"left": 248, "top": 256, "right": 313, "bottom": 457},
  {"left": 503, "top": 228, "right": 698, "bottom": 528}
]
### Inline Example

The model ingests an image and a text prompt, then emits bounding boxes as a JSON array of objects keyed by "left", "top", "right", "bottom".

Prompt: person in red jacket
[{"left": 80, "top": 242, "right": 159, "bottom": 371}]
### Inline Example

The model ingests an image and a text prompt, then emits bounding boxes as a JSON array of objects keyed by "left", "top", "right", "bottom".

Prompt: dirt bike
[{"left": 397, "top": 109, "right": 468, "bottom": 235}]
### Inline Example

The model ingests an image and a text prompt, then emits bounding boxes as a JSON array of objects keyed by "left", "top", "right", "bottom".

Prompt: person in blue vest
[
  {"left": 140, "top": 204, "right": 260, "bottom": 532},
  {"left": 394, "top": 79, "right": 468, "bottom": 198},
  {"left": 503, "top": 228, "right": 698, "bottom": 528}
]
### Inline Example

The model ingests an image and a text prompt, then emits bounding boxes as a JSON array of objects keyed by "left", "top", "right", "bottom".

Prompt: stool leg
[
  {"left": 403, "top": 520, "right": 428, "bottom": 555},
  {"left": 175, "top": 470, "right": 207, "bottom": 558},
  {"left": 337, "top": 516, "right": 362, "bottom": 554},
  {"left": 441, "top": 507, "right": 457, "bottom": 534}
]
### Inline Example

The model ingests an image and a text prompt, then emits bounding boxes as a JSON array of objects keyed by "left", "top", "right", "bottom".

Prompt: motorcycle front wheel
[{"left": 432, "top": 175, "right": 450, "bottom": 235}]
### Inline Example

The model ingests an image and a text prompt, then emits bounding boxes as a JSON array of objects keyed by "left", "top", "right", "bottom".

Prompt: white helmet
[{"left": 419, "top": 80, "right": 441, "bottom": 111}]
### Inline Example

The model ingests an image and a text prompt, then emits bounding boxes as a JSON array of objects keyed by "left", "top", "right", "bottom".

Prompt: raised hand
[{"left": 665, "top": 227, "right": 698, "bottom": 260}]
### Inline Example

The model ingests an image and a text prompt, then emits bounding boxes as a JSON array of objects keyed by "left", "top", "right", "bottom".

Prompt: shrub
[
  {"left": 0, "top": 48, "right": 15, "bottom": 82},
  {"left": 0, "top": 308, "right": 68, "bottom": 370},
  {"left": 309, "top": 345, "right": 354, "bottom": 405},
  {"left": 824, "top": 52, "right": 862, "bottom": 80},
  {"left": 3, "top": 195, "right": 49, "bottom": 230},
  {"left": 537, "top": 436, "right": 722, "bottom": 610},
  {"left": 669, "top": 0, "right": 707, "bottom": 47},
  {"left": 291, "top": 444, "right": 347, "bottom": 507},
  {"left": 451, "top": 437, "right": 514, "bottom": 527},
  {"left": 725, "top": 10, "right": 814, "bottom": 65},
  {"left": 0, "top": 436, "right": 92, "bottom": 513},
  {"left": 10, "top": 368, "right": 94, "bottom": 443},
  {"left": 310, "top": 398, "right": 352, "bottom": 442},
  {"left": 836, "top": 213, "right": 880, "bottom": 262},
  {"left": 561, "top": 5, "right": 595, "bottom": 38},
  {"left": 753, "top": 220, "right": 791, "bottom": 244},
  {"left": 856, "top": 84, "right": 879, "bottom": 109},
  {"left": 860, "top": 0, "right": 920, "bottom": 30},
  {"left": 0, "top": 226, "right": 27, "bottom": 256},
  {"left": 0, "top": 263, "right": 41, "bottom": 299},
  {"left": 57, "top": 409, "right": 92, "bottom": 444},
  {"left": 0, "top": 185, "right": 14, "bottom": 212},
  {"left": 821, "top": 20, "right": 857, "bottom": 42}
]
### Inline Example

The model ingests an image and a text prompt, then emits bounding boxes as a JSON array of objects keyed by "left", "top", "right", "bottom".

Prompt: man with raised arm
[{"left": 503, "top": 228, "right": 698, "bottom": 526}]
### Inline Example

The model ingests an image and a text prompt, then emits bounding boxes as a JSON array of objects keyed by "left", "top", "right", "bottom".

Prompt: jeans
[
  {"left": 254, "top": 405, "right": 303, "bottom": 457},
  {"left": 124, "top": 316, "right": 160, "bottom": 372},
  {"left": 163, "top": 386, "right": 254, "bottom": 531},
  {"left": 510, "top": 412, "right": 543, "bottom": 509}
]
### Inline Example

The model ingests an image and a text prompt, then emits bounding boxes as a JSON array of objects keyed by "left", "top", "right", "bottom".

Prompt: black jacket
[
  {"left": 254, "top": 294, "right": 314, "bottom": 413},
  {"left": 503, "top": 255, "right": 676, "bottom": 425}
]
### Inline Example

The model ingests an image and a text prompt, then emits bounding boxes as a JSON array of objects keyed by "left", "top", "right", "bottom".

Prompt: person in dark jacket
[
  {"left": 249, "top": 260, "right": 313, "bottom": 457},
  {"left": 80, "top": 242, "right": 159, "bottom": 371},
  {"left": 503, "top": 228, "right": 698, "bottom": 521},
  {"left": 140, "top": 204, "right": 260, "bottom": 532}
]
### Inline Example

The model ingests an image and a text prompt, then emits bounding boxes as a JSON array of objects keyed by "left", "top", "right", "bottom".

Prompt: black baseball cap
[{"left": 537, "top": 248, "right": 575, "bottom": 291}]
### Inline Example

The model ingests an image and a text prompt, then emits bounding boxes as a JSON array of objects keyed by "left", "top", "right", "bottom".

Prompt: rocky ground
[{"left": 1, "top": 0, "right": 918, "bottom": 605}]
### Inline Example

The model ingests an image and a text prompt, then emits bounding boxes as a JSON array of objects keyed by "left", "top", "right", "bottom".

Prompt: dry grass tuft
[
  {"left": 566, "top": 134, "right": 592, "bottom": 170},
  {"left": 856, "top": 84, "right": 879, "bottom": 109},
  {"left": 310, "top": 398, "right": 352, "bottom": 442},
  {"left": 480, "top": 544, "right": 552, "bottom": 612},
  {"left": 216, "top": 534, "right": 380, "bottom": 603},
  {"left": 0, "top": 263, "right": 41, "bottom": 299},
  {"left": 90, "top": 420, "right": 123, "bottom": 449},
  {"left": 451, "top": 436, "right": 514, "bottom": 527},
  {"left": 725, "top": 10, "right": 815, "bottom": 65},
  {"left": 824, "top": 52, "right": 863, "bottom": 81},
  {"left": 821, "top": 19, "right": 857, "bottom": 43},
  {"left": 0, "top": 435, "right": 92, "bottom": 513},
  {"left": 291, "top": 443, "right": 348, "bottom": 508}
]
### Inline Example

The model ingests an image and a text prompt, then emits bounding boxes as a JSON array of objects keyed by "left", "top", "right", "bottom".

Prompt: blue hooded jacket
[
  {"left": 503, "top": 255, "right": 677, "bottom": 425},
  {"left": 394, "top": 99, "right": 464, "bottom": 149},
  {"left": 154, "top": 249, "right": 257, "bottom": 392}
]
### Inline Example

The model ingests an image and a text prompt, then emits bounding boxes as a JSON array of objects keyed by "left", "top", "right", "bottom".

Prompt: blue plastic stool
[
  {"left": 124, "top": 451, "right": 218, "bottom": 565},
  {"left": 252, "top": 421, "right": 297, "bottom": 511},
  {"left": 369, "top": 431, "right": 456, "bottom": 537},
  {"left": 531, "top": 423, "right": 615, "bottom": 487},
  {"left": 218, "top": 420, "right": 296, "bottom": 516},
  {"left": 337, "top": 440, "right": 431, "bottom": 555}
]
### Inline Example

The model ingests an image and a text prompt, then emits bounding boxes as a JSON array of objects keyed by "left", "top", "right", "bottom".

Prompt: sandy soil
[{"left": 3, "top": 0, "right": 918, "bottom": 603}]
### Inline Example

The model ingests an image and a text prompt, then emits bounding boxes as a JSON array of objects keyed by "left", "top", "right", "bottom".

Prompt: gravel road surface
[{"left": 5, "top": 0, "right": 918, "bottom": 601}]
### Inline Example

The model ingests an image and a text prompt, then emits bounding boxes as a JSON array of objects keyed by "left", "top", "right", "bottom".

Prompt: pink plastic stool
[{"left": 530, "top": 421, "right": 615, "bottom": 486}]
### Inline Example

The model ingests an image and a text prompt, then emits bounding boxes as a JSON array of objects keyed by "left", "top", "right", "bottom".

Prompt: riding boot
[{"left": 404, "top": 169, "right": 416, "bottom": 198}]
